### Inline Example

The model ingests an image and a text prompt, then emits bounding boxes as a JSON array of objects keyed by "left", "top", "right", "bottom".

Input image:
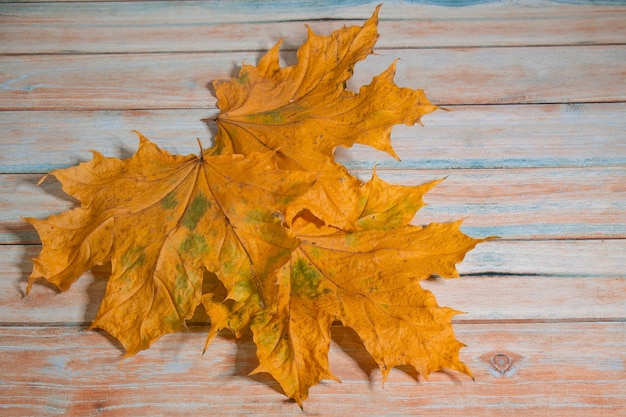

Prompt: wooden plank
[
  {"left": 0, "top": 323, "right": 624, "bottom": 416},
  {"left": 1, "top": 103, "right": 624, "bottom": 174},
  {"left": 1, "top": 45, "right": 624, "bottom": 110},
  {"left": 3, "top": 166, "right": 624, "bottom": 244},
  {"left": 373, "top": 167, "right": 626, "bottom": 240},
  {"left": 0, "top": 109, "right": 216, "bottom": 174},
  {"left": 457, "top": 239, "right": 625, "bottom": 278},
  {"left": 338, "top": 103, "right": 626, "bottom": 170},
  {"left": 3, "top": 241, "right": 624, "bottom": 324},
  {"left": 423, "top": 275, "right": 626, "bottom": 322},
  {"left": 2, "top": 2, "right": 625, "bottom": 53},
  {"left": 1, "top": 1, "right": 624, "bottom": 416}
]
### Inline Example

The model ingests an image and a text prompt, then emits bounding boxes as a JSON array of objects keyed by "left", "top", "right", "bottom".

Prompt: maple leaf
[
  {"left": 212, "top": 5, "right": 437, "bottom": 230},
  {"left": 26, "top": 6, "right": 491, "bottom": 407},
  {"left": 249, "top": 176, "right": 485, "bottom": 404},
  {"left": 213, "top": 5, "right": 436, "bottom": 168},
  {"left": 204, "top": 6, "right": 490, "bottom": 404},
  {"left": 26, "top": 132, "right": 314, "bottom": 355}
]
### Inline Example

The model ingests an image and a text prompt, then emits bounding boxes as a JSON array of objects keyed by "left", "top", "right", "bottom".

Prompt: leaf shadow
[
  {"left": 84, "top": 263, "right": 111, "bottom": 323},
  {"left": 202, "top": 79, "right": 219, "bottom": 141},
  {"left": 204, "top": 62, "right": 241, "bottom": 99},
  {"left": 7, "top": 175, "right": 78, "bottom": 295},
  {"left": 29, "top": 170, "right": 78, "bottom": 205},
  {"left": 230, "top": 329, "right": 288, "bottom": 397},
  {"left": 394, "top": 365, "right": 423, "bottom": 383},
  {"left": 12, "top": 197, "right": 123, "bottom": 356},
  {"left": 331, "top": 325, "right": 467, "bottom": 386},
  {"left": 274, "top": 40, "right": 299, "bottom": 68},
  {"left": 331, "top": 325, "right": 380, "bottom": 386},
  {"left": 186, "top": 305, "right": 294, "bottom": 402},
  {"left": 11, "top": 242, "right": 41, "bottom": 297},
  {"left": 115, "top": 141, "right": 135, "bottom": 160},
  {"left": 68, "top": 263, "right": 125, "bottom": 355},
  {"left": 89, "top": 327, "right": 128, "bottom": 357}
]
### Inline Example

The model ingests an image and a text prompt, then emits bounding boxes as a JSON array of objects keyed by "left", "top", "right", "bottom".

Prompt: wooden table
[{"left": 1, "top": 1, "right": 625, "bottom": 415}]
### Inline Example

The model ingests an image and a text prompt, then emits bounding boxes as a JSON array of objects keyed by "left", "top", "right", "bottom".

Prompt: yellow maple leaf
[
  {"left": 204, "top": 7, "right": 490, "bottom": 404},
  {"left": 213, "top": 5, "right": 436, "bottom": 168},
  {"left": 26, "top": 132, "right": 314, "bottom": 355},
  {"left": 212, "top": 5, "right": 437, "bottom": 230},
  {"left": 26, "top": 6, "right": 491, "bottom": 407},
  {"left": 251, "top": 210, "right": 486, "bottom": 405}
]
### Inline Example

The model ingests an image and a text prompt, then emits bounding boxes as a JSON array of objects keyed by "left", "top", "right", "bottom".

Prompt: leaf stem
[{"left": 196, "top": 137, "right": 204, "bottom": 161}]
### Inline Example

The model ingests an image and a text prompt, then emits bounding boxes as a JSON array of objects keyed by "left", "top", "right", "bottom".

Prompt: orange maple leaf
[
  {"left": 213, "top": 5, "right": 436, "bottom": 168},
  {"left": 26, "top": 133, "right": 314, "bottom": 355},
  {"left": 212, "top": 5, "right": 437, "bottom": 230},
  {"left": 26, "top": 6, "right": 491, "bottom": 407},
  {"left": 247, "top": 169, "right": 486, "bottom": 404}
]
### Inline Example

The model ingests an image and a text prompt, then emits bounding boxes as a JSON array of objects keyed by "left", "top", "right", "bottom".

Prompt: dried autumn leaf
[
  {"left": 249, "top": 174, "right": 486, "bottom": 404},
  {"left": 212, "top": 5, "right": 437, "bottom": 229},
  {"left": 26, "top": 132, "right": 313, "bottom": 355},
  {"left": 205, "top": 7, "right": 490, "bottom": 404},
  {"left": 213, "top": 5, "right": 436, "bottom": 168},
  {"left": 298, "top": 221, "right": 481, "bottom": 380},
  {"left": 26, "top": 6, "right": 491, "bottom": 407}
]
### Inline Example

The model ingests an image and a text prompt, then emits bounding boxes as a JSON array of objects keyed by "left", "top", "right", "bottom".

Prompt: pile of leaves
[{"left": 26, "top": 6, "right": 487, "bottom": 405}]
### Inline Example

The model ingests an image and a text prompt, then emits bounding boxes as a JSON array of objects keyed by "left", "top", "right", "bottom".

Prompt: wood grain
[
  {"left": 3, "top": 241, "right": 624, "bottom": 324},
  {"left": 2, "top": 103, "right": 624, "bottom": 173},
  {"left": 1, "top": 45, "right": 625, "bottom": 110},
  {"left": 3, "top": 166, "right": 623, "bottom": 243},
  {"left": 2, "top": 1, "right": 625, "bottom": 53},
  {"left": 1, "top": 0, "right": 625, "bottom": 415},
  {"left": 0, "top": 323, "right": 624, "bottom": 416}
]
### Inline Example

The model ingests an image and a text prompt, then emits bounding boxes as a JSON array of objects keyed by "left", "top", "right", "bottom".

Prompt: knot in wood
[{"left": 491, "top": 353, "right": 513, "bottom": 375}]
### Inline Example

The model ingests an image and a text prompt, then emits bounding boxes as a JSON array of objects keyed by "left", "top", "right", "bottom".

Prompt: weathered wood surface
[
  {"left": 1, "top": 323, "right": 624, "bottom": 417},
  {"left": 2, "top": 168, "right": 625, "bottom": 242},
  {"left": 2, "top": 103, "right": 625, "bottom": 173},
  {"left": 2, "top": 46, "right": 625, "bottom": 110},
  {"left": 0, "top": 0, "right": 624, "bottom": 415},
  {"left": 2, "top": 1, "right": 625, "bottom": 53},
  {"left": 2, "top": 242, "right": 625, "bottom": 324}
]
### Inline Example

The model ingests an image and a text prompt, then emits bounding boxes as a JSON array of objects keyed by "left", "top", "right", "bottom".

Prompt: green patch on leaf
[
  {"left": 182, "top": 193, "right": 210, "bottom": 230},
  {"left": 246, "top": 208, "right": 271, "bottom": 223},
  {"left": 246, "top": 110, "right": 284, "bottom": 125},
  {"left": 237, "top": 71, "right": 250, "bottom": 85},
  {"left": 173, "top": 265, "right": 195, "bottom": 307},
  {"left": 160, "top": 192, "right": 178, "bottom": 210},
  {"left": 180, "top": 233, "right": 210, "bottom": 257},
  {"left": 121, "top": 245, "right": 145, "bottom": 269},
  {"left": 345, "top": 232, "right": 360, "bottom": 248},
  {"left": 291, "top": 258, "right": 323, "bottom": 299},
  {"left": 309, "top": 246, "right": 323, "bottom": 259}
]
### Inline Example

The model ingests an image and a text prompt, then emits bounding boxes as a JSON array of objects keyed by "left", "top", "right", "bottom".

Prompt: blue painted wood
[
  {"left": 3, "top": 1, "right": 625, "bottom": 56},
  {"left": 2, "top": 102, "right": 624, "bottom": 174},
  {"left": 0, "top": 1, "right": 625, "bottom": 414},
  {"left": 1, "top": 323, "right": 624, "bottom": 415},
  {"left": 3, "top": 243, "right": 625, "bottom": 323},
  {"left": 2, "top": 47, "right": 625, "bottom": 108},
  {"left": 3, "top": 166, "right": 624, "bottom": 243}
]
